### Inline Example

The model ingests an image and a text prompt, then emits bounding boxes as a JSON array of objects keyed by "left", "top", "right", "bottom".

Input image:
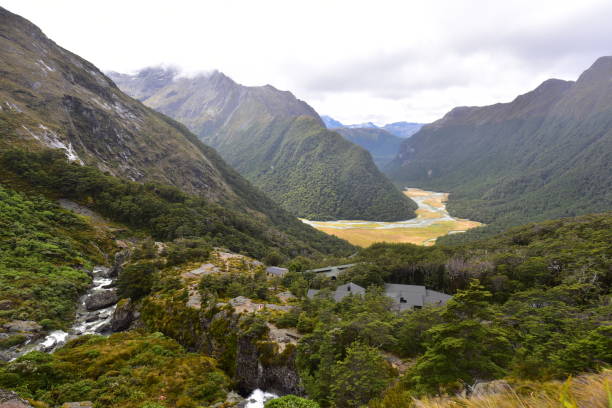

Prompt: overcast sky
[{"left": 4, "top": 0, "right": 612, "bottom": 124}]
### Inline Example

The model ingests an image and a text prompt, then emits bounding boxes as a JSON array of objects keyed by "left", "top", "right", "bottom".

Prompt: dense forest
[
  {"left": 0, "top": 149, "right": 354, "bottom": 260},
  {"left": 3, "top": 206, "right": 608, "bottom": 407},
  {"left": 249, "top": 117, "right": 416, "bottom": 221},
  {"left": 283, "top": 213, "right": 612, "bottom": 405},
  {"left": 0, "top": 184, "right": 112, "bottom": 333}
]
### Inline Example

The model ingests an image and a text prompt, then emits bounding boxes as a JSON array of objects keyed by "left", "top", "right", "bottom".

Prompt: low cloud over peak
[{"left": 5, "top": 0, "right": 612, "bottom": 123}]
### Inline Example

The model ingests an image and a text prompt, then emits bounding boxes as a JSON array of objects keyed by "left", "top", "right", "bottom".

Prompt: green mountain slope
[
  {"left": 334, "top": 127, "right": 403, "bottom": 168},
  {"left": 0, "top": 6, "right": 353, "bottom": 256},
  {"left": 0, "top": 183, "right": 114, "bottom": 332},
  {"left": 109, "top": 68, "right": 416, "bottom": 221},
  {"left": 386, "top": 58, "right": 612, "bottom": 236}
]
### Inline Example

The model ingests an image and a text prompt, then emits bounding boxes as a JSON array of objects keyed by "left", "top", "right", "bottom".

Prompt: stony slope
[
  {"left": 386, "top": 58, "right": 612, "bottom": 233},
  {"left": 0, "top": 6, "right": 353, "bottom": 256},
  {"left": 110, "top": 68, "right": 416, "bottom": 221}
]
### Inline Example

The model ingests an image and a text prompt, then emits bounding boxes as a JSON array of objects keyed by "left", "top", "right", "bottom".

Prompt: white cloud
[{"left": 4, "top": 0, "right": 612, "bottom": 123}]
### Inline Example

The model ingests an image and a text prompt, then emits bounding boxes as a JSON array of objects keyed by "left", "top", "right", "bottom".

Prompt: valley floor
[{"left": 302, "top": 188, "right": 482, "bottom": 247}]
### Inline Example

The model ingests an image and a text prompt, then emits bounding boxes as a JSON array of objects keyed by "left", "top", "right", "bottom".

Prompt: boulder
[
  {"left": 471, "top": 379, "right": 511, "bottom": 396},
  {"left": 85, "top": 313, "right": 100, "bottom": 323},
  {"left": 111, "top": 299, "right": 135, "bottom": 332},
  {"left": 91, "top": 266, "right": 111, "bottom": 278},
  {"left": 3, "top": 320, "right": 41, "bottom": 333},
  {"left": 277, "top": 291, "right": 296, "bottom": 303},
  {"left": 225, "top": 391, "right": 244, "bottom": 406},
  {"left": 109, "top": 248, "right": 131, "bottom": 278},
  {"left": 0, "top": 300, "right": 13, "bottom": 311},
  {"left": 85, "top": 290, "right": 118, "bottom": 311},
  {"left": 265, "top": 304, "right": 292, "bottom": 312},
  {"left": 0, "top": 389, "right": 33, "bottom": 408},
  {"left": 229, "top": 296, "right": 250, "bottom": 307}
]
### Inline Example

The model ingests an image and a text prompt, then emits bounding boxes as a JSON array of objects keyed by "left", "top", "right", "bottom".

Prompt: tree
[
  {"left": 407, "top": 280, "right": 512, "bottom": 395},
  {"left": 117, "top": 261, "right": 157, "bottom": 300},
  {"left": 264, "top": 249, "right": 284, "bottom": 266},
  {"left": 290, "top": 275, "right": 309, "bottom": 298},
  {"left": 552, "top": 325, "right": 612, "bottom": 375},
  {"left": 330, "top": 342, "right": 392, "bottom": 408}
]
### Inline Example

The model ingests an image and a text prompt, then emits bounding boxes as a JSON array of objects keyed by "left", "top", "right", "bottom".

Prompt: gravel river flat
[{"left": 301, "top": 188, "right": 483, "bottom": 247}]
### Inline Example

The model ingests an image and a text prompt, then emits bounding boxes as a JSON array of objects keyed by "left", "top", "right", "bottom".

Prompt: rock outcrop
[
  {"left": 141, "top": 297, "right": 304, "bottom": 397},
  {"left": 235, "top": 334, "right": 303, "bottom": 396},
  {"left": 2, "top": 320, "right": 41, "bottom": 333},
  {"left": 0, "top": 389, "right": 33, "bottom": 408},
  {"left": 111, "top": 299, "right": 136, "bottom": 332},
  {"left": 85, "top": 290, "right": 118, "bottom": 311},
  {"left": 60, "top": 402, "right": 93, "bottom": 408}
]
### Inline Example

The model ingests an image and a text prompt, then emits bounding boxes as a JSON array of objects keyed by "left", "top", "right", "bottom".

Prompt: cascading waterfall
[
  {"left": 9, "top": 265, "right": 118, "bottom": 359},
  {"left": 244, "top": 389, "right": 278, "bottom": 408}
]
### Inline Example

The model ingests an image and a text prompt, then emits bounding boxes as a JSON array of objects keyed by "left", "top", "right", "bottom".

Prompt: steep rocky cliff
[{"left": 140, "top": 293, "right": 304, "bottom": 396}]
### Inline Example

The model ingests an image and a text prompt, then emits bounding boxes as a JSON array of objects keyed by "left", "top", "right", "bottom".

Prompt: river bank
[{"left": 2, "top": 266, "right": 119, "bottom": 361}]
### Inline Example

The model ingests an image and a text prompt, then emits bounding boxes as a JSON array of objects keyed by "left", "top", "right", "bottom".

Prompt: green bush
[
  {"left": 0, "top": 332, "right": 229, "bottom": 407},
  {"left": 0, "top": 184, "right": 107, "bottom": 329},
  {"left": 117, "top": 261, "right": 158, "bottom": 300},
  {"left": 265, "top": 395, "right": 320, "bottom": 408}
]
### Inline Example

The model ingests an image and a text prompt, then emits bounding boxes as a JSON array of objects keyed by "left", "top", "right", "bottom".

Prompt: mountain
[
  {"left": 321, "top": 116, "right": 424, "bottom": 138},
  {"left": 334, "top": 127, "right": 403, "bottom": 168},
  {"left": 381, "top": 121, "right": 424, "bottom": 138},
  {"left": 319, "top": 117, "right": 423, "bottom": 168},
  {"left": 346, "top": 121, "right": 378, "bottom": 129},
  {"left": 386, "top": 57, "right": 612, "bottom": 236},
  {"left": 110, "top": 68, "right": 416, "bottom": 221},
  {"left": 321, "top": 115, "right": 344, "bottom": 128},
  {"left": 0, "top": 6, "right": 354, "bottom": 257}
]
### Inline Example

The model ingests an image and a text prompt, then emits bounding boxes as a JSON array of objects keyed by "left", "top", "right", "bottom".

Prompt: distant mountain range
[
  {"left": 334, "top": 128, "right": 403, "bottom": 169},
  {"left": 109, "top": 69, "right": 416, "bottom": 221},
  {"left": 321, "top": 115, "right": 424, "bottom": 138},
  {"left": 320, "top": 116, "right": 422, "bottom": 168},
  {"left": 381, "top": 121, "right": 425, "bottom": 138},
  {"left": 386, "top": 56, "right": 612, "bottom": 237}
]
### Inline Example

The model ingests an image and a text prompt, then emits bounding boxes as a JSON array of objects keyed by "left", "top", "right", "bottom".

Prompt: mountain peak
[
  {"left": 575, "top": 55, "right": 612, "bottom": 84},
  {"left": 321, "top": 115, "right": 344, "bottom": 128}
]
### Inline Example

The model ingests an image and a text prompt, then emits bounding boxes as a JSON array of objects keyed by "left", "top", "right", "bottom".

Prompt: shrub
[{"left": 265, "top": 395, "right": 320, "bottom": 408}]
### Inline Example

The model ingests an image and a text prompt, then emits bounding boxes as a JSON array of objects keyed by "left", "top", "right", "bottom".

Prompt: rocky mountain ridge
[
  {"left": 321, "top": 115, "right": 424, "bottom": 138},
  {"left": 110, "top": 68, "right": 417, "bottom": 221}
]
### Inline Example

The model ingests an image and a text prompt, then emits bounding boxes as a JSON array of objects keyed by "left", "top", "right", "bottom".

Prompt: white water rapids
[
  {"left": 8, "top": 266, "right": 117, "bottom": 360},
  {"left": 244, "top": 389, "right": 278, "bottom": 408}
]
